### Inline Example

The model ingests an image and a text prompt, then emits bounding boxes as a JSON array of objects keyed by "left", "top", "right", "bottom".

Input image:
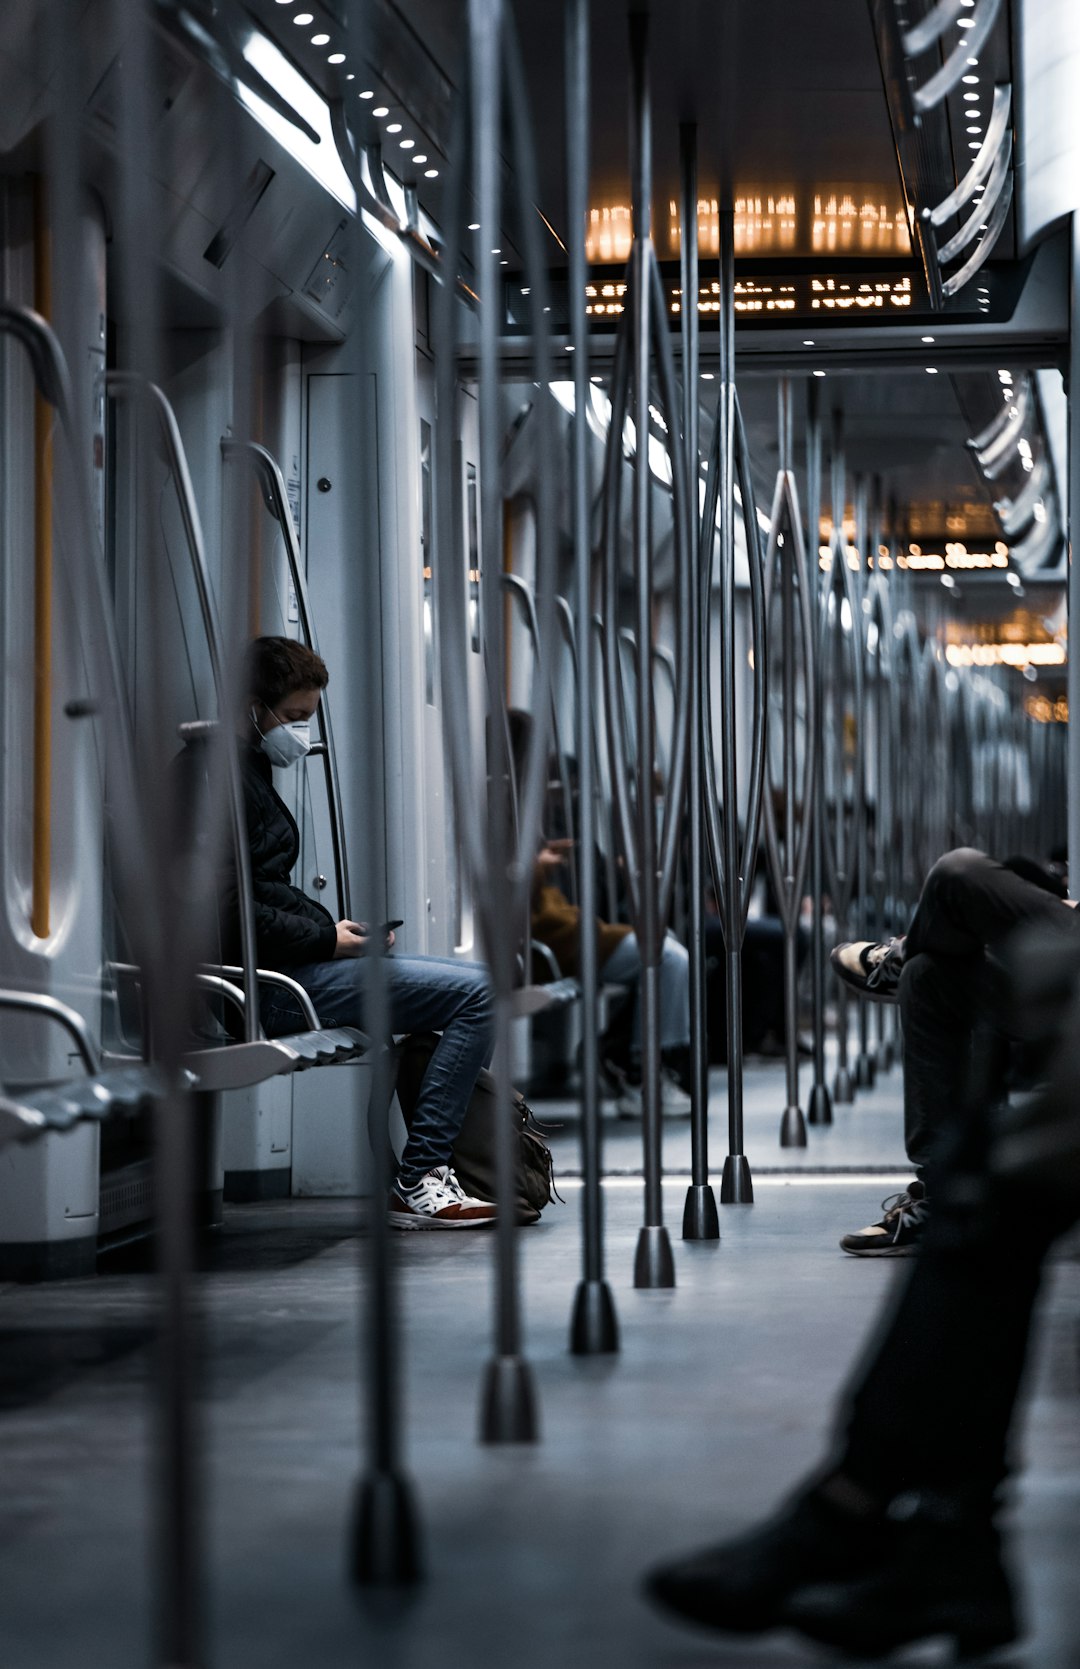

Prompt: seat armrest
[
  {"left": 206, "top": 965, "right": 322, "bottom": 1031},
  {"left": 529, "top": 940, "right": 563, "bottom": 985}
]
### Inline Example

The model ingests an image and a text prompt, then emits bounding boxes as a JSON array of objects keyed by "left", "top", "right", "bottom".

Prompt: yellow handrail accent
[{"left": 31, "top": 177, "right": 53, "bottom": 940}]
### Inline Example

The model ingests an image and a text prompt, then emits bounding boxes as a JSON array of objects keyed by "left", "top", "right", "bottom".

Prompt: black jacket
[{"left": 178, "top": 736, "right": 337, "bottom": 970}]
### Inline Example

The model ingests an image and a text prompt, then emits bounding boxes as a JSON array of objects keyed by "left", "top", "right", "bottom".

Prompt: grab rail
[
  {"left": 106, "top": 373, "right": 260, "bottom": 1042},
  {"left": 221, "top": 439, "right": 352, "bottom": 922}
]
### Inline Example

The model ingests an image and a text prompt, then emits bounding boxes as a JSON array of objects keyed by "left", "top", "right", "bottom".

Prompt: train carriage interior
[{"left": 1, "top": 0, "right": 1079, "bottom": 1663}]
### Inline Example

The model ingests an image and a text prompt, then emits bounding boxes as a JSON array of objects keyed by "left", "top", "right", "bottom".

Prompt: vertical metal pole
[
  {"left": 717, "top": 205, "right": 753, "bottom": 1204},
  {"left": 628, "top": 10, "right": 674, "bottom": 1289},
  {"left": 679, "top": 124, "right": 719, "bottom": 1242},
  {"left": 471, "top": 0, "right": 542, "bottom": 1431},
  {"left": 806, "top": 380, "right": 832, "bottom": 1125},
  {"left": 853, "top": 475, "right": 875, "bottom": 1090},
  {"left": 777, "top": 383, "right": 805, "bottom": 1146},
  {"left": 336, "top": 3, "right": 424, "bottom": 1576},
  {"left": 106, "top": 0, "right": 203, "bottom": 1656},
  {"left": 1068, "top": 210, "right": 1080, "bottom": 896},
  {"left": 829, "top": 422, "right": 855, "bottom": 1105},
  {"left": 567, "top": 0, "right": 619, "bottom": 1352}
]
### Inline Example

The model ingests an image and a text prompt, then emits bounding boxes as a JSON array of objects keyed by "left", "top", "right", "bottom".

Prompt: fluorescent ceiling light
[{"left": 239, "top": 30, "right": 356, "bottom": 211}]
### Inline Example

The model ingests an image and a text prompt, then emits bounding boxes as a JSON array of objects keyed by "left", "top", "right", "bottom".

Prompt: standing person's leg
[{"left": 288, "top": 954, "right": 494, "bottom": 1186}]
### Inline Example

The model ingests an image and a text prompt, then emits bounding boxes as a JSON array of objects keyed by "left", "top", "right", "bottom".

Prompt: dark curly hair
[{"left": 245, "top": 636, "right": 328, "bottom": 710}]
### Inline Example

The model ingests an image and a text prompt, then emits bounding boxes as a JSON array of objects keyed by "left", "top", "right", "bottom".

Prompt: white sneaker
[
  {"left": 616, "top": 1068, "right": 694, "bottom": 1120},
  {"left": 388, "top": 1165, "right": 498, "bottom": 1230}
]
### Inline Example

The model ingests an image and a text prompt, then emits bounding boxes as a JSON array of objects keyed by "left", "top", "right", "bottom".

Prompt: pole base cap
[
  {"left": 681, "top": 1183, "right": 720, "bottom": 1240},
  {"left": 570, "top": 1279, "right": 620, "bottom": 1354},
  {"left": 350, "top": 1469, "right": 423, "bottom": 1587},
  {"left": 780, "top": 1105, "right": 808, "bottom": 1148},
  {"left": 479, "top": 1354, "right": 539, "bottom": 1444},
  {"left": 833, "top": 1066, "right": 855, "bottom": 1103},
  {"left": 720, "top": 1153, "right": 754, "bottom": 1204},
  {"left": 633, "top": 1223, "right": 676, "bottom": 1288}
]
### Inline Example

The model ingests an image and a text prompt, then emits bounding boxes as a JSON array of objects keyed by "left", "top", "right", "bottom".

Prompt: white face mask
[{"left": 252, "top": 706, "right": 312, "bottom": 768}]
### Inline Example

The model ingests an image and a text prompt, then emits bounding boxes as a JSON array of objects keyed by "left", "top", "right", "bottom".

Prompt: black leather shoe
[
  {"left": 785, "top": 1505, "right": 1019, "bottom": 1660},
  {"left": 644, "top": 1485, "right": 888, "bottom": 1634}
]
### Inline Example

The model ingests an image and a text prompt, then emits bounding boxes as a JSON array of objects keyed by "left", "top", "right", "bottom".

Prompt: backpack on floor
[{"left": 393, "top": 1032, "right": 560, "bottom": 1224}]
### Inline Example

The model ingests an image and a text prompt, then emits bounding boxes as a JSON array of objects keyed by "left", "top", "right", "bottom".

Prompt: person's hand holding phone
[{"left": 333, "top": 919, "right": 403, "bottom": 958}]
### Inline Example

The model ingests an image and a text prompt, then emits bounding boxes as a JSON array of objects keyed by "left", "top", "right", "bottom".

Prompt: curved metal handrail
[
  {"left": 912, "top": 0, "right": 1003, "bottom": 111},
  {"left": 941, "top": 169, "right": 1014, "bottom": 298},
  {"left": 107, "top": 372, "right": 260, "bottom": 1042},
  {"left": 0, "top": 306, "right": 162, "bottom": 1077},
  {"left": 902, "top": 0, "right": 965, "bottom": 55},
  {"left": 995, "top": 452, "right": 1051, "bottom": 536},
  {"left": 0, "top": 990, "right": 100, "bottom": 1076},
  {"left": 502, "top": 571, "right": 578, "bottom": 912},
  {"left": 759, "top": 379, "right": 818, "bottom": 1142},
  {"left": 928, "top": 84, "right": 1014, "bottom": 226},
  {"left": 698, "top": 397, "right": 769, "bottom": 927},
  {"left": 819, "top": 440, "right": 866, "bottom": 1101},
  {"left": 891, "top": 611, "right": 927, "bottom": 906},
  {"left": 937, "top": 129, "right": 1013, "bottom": 266},
  {"left": 221, "top": 439, "right": 351, "bottom": 921}
]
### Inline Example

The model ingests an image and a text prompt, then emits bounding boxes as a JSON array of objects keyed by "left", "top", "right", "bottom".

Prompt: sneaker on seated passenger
[
  {"left": 388, "top": 1165, "right": 498, "bottom": 1229},
  {"left": 840, "top": 1181, "right": 928, "bottom": 1257},
  {"left": 831, "top": 937, "right": 906, "bottom": 1003},
  {"left": 616, "top": 1067, "right": 693, "bottom": 1120}
]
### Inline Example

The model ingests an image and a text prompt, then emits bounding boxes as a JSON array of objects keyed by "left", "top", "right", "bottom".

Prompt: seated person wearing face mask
[{"left": 188, "top": 635, "right": 497, "bottom": 1231}]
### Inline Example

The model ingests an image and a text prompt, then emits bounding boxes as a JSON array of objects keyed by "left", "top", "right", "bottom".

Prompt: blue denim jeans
[
  {"left": 600, "top": 931, "right": 691, "bottom": 1057},
  {"left": 261, "top": 954, "right": 494, "bottom": 1187}
]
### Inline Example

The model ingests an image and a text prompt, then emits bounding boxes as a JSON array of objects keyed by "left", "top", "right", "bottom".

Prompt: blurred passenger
[
  {"left": 531, "top": 837, "right": 693, "bottom": 1117},
  {"left": 830, "top": 846, "right": 1074, "bottom": 1256},
  {"left": 646, "top": 923, "right": 1080, "bottom": 1659},
  {"left": 182, "top": 636, "right": 497, "bottom": 1231},
  {"left": 505, "top": 709, "right": 692, "bottom": 1116}
]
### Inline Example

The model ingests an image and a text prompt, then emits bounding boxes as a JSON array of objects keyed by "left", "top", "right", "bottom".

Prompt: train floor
[{"left": 2, "top": 1055, "right": 1079, "bottom": 1668}]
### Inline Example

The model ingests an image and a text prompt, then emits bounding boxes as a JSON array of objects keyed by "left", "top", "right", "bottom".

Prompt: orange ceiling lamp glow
[{"left": 945, "top": 642, "right": 1066, "bottom": 668}]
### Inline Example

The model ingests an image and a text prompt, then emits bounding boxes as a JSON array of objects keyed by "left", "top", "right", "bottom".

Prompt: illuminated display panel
[
  {"left": 504, "top": 262, "right": 1027, "bottom": 332},
  {"left": 585, "top": 190, "right": 912, "bottom": 264},
  {"left": 576, "top": 272, "right": 920, "bottom": 323}
]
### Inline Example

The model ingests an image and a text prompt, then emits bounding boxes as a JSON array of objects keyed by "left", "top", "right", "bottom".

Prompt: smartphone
[{"left": 379, "top": 919, "right": 404, "bottom": 934}]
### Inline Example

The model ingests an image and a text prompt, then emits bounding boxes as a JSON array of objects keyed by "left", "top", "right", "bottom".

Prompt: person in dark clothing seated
[
  {"left": 829, "top": 846, "right": 1077, "bottom": 1257},
  {"left": 646, "top": 921, "right": 1080, "bottom": 1659},
  {"left": 189, "top": 635, "right": 497, "bottom": 1231}
]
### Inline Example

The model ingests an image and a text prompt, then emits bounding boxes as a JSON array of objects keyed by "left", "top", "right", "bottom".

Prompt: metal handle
[
  {"left": 107, "top": 372, "right": 260, "bottom": 1044},
  {"left": 221, "top": 438, "right": 352, "bottom": 921},
  {"left": 0, "top": 989, "right": 100, "bottom": 1075}
]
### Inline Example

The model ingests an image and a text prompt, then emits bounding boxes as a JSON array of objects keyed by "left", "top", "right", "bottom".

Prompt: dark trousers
[
  {"left": 835, "top": 850, "right": 1080, "bottom": 1506},
  {"left": 899, "top": 848, "right": 1079, "bottom": 1177},
  {"left": 837, "top": 1061, "right": 1077, "bottom": 1507}
]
